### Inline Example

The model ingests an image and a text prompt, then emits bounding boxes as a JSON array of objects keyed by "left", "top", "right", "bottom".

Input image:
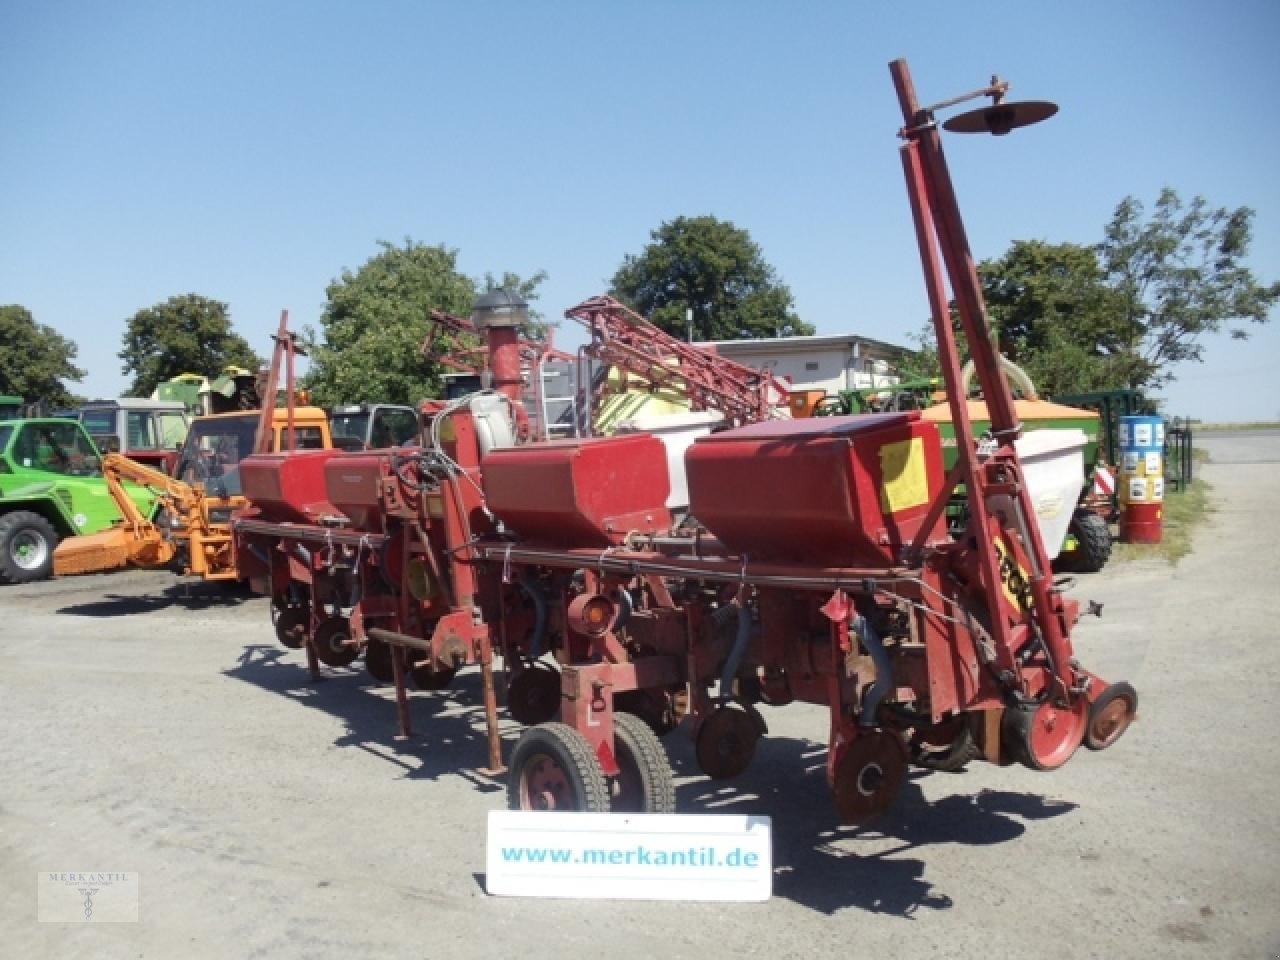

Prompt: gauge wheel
[{"left": 508, "top": 722, "right": 609, "bottom": 812}]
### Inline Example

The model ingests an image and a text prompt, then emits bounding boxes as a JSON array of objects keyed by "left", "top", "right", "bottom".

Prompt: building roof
[{"left": 696, "top": 332, "right": 912, "bottom": 357}]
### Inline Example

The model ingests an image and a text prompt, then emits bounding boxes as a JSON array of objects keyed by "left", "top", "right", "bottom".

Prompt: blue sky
[{"left": 2, "top": 0, "right": 1277, "bottom": 420}]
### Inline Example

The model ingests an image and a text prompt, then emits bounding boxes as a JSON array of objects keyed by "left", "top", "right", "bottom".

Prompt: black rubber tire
[
  {"left": 1055, "top": 511, "right": 1112, "bottom": 573},
  {"left": 0, "top": 510, "right": 59, "bottom": 584},
  {"left": 610, "top": 711, "right": 676, "bottom": 813},
  {"left": 911, "top": 715, "right": 983, "bottom": 772},
  {"left": 508, "top": 722, "right": 610, "bottom": 812}
]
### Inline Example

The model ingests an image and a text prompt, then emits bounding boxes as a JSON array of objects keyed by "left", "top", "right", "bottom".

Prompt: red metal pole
[{"left": 889, "top": 58, "right": 1080, "bottom": 695}]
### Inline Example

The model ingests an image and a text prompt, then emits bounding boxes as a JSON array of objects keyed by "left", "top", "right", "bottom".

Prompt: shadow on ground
[
  {"left": 227, "top": 641, "right": 1078, "bottom": 917},
  {"left": 665, "top": 730, "right": 1077, "bottom": 916},
  {"left": 56, "top": 578, "right": 260, "bottom": 616},
  {"left": 225, "top": 643, "right": 505, "bottom": 793}
]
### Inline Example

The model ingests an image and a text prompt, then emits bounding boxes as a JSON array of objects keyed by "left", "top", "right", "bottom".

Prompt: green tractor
[{"left": 0, "top": 417, "right": 159, "bottom": 584}]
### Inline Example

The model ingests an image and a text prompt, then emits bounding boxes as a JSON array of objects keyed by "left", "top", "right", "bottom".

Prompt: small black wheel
[
  {"left": 1055, "top": 511, "right": 1112, "bottom": 573},
  {"left": 365, "top": 640, "right": 395, "bottom": 684},
  {"left": 273, "top": 605, "right": 309, "bottom": 650},
  {"left": 695, "top": 703, "right": 761, "bottom": 780},
  {"left": 508, "top": 722, "right": 610, "bottom": 812},
  {"left": 0, "top": 510, "right": 59, "bottom": 584},
  {"left": 410, "top": 661, "right": 457, "bottom": 691},
  {"left": 910, "top": 714, "right": 983, "bottom": 772},
  {"left": 614, "top": 688, "right": 679, "bottom": 737},
  {"left": 611, "top": 711, "right": 676, "bottom": 813},
  {"left": 313, "top": 617, "right": 358, "bottom": 668},
  {"left": 1085, "top": 681, "right": 1138, "bottom": 751},
  {"left": 507, "top": 661, "right": 561, "bottom": 726}
]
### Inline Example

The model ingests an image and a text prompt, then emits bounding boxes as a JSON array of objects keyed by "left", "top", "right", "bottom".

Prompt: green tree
[
  {"left": 1100, "top": 188, "right": 1279, "bottom": 390},
  {"left": 610, "top": 215, "right": 812, "bottom": 340},
  {"left": 980, "top": 240, "right": 1131, "bottom": 395},
  {"left": 305, "top": 241, "right": 546, "bottom": 406},
  {"left": 119, "top": 294, "right": 261, "bottom": 397},
  {"left": 0, "top": 305, "right": 85, "bottom": 406}
]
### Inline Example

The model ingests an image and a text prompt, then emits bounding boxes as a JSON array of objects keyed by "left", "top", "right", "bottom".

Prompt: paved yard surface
[{"left": 2, "top": 430, "right": 1277, "bottom": 959}]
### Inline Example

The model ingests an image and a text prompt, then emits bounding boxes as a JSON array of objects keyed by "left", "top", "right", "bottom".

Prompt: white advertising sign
[{"left": 486, "top": 811, "right": 772, "bottom": 901}]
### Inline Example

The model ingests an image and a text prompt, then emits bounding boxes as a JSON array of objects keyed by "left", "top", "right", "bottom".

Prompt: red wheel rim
[
  {"left": 1026, "top": 699, "right": 1087, "bottom": 769},
  {"left": 1088, "top": 696, "right": 1133, "bottom": 749},
  {"left": 520, "top": 752, "right": 573, "bottom": 810}
]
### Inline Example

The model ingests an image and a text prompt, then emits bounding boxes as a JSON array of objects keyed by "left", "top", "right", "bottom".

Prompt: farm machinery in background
[
  {"left": 232, "top": 59, "right": 1137, "bottom": 823},
  {"left": 0, "top": 416, "right": 161, "bottom": 584},
  {"left": 53, "top": 313, "right": 332, "bottom": 582}
]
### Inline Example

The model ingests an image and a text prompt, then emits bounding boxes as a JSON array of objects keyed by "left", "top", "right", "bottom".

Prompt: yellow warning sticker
[{"left": 879, "top": 437, "right": 929, "bottom": 514}]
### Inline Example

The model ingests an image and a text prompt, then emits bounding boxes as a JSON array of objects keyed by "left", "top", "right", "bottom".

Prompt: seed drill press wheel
[
  {"left": 274, "top": 605, "right": 308, "bottom": 650},
  {"left": 364, "top": 640, "right": 394, "bottom": 684},
  {"left": 1004, "top": 697, "right": 1088, "bottom": 771},
  {"left": 508, "top": 722, "right": 610, "bottom": 812},
  {"left": 910, "top": 713, "right": 983, "bottom": 772},
  {"left": 832, "top": 731, "right": 908, "bottom": 823},
  {"left": 313, "top": 617, "right": 359, "bottom": 668},
  {"left": 610, "top": 711, "right": 676, "bottom": 813},
  {"left": 695, "top": 703, "right": 763, "bottom": 780},
  {"left": 507, "top": 661, "right": 562, "bottom": 726},
  {"left": 1085, "top": 682, "right": 1138, "bottom": 751},
  {"left": 410, "top": 661, "right": 457, "bottom": 691}
]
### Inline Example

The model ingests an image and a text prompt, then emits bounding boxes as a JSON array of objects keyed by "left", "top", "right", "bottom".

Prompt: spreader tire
[
  {"left": 1056, "top": 511, "right": 1112, "bottom": 573},
  {"left": 610, "top": 711, "right": 676, "bottom": 813},
  {"left": 508, "top": 722, "right": 609, "bottom": 813},
  {"left": 0, "top": 510, "right": 58, "bottom": 584}
]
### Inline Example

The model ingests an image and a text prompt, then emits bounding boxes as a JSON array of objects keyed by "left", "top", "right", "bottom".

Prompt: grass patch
[
  {"left": 1195, "top": 421, "right": 1280, "bottom": 432},
  {"left": 1111, "top": 476, "right": 1213, "bottom": 565}
]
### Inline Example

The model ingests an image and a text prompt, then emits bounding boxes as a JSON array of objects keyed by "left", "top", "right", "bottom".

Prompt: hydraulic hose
[{"left": 854, "top": 613, "right": 893, "bottom": 727}]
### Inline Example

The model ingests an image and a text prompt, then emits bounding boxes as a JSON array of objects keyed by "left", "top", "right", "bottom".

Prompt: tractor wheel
[
  {"left": 0, "top": 511, "right": 58, "bottom": 584},
  {"left": 507, "top": 661, "right": 562, "bottom": 726},
  {"left": 313, "top": 617, "right": 359, "bottom": 668},
  {"left": 610, "top": 711, "right": 676, "bottom": 813},
  {"left": 508, "top": 722, "right": 610, "bottom": 812},
  {"left": 1004, "top": 698, "right": 1088, "bottom": 771},
  {"left": 1085, "top": 682, "right": 1138, "bottom": 751},
  {"left": 1055, "top": 511, "right": 1112, "bottom": 573}
]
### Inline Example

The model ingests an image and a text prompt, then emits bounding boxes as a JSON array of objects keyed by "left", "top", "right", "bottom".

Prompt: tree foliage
[
  {"left": 119, "top": 294, "right": 261, "bottom": 397},
  {"left": 305, "top": 241, "right": 546, "bottom": 406},
  {"left": 901, "top": 189, "right": 1278, "bottom": 397},
  {"left": 981, "top": 240, "right": 1130, "bottom": 395},
  {"left": 610, "top": 215, "right": 812, "bottom": 340},
  {"left": 1099, "top": 188, "right": 1279, "bottom": 390},
  {"left": 0, "top": 305, "right": 85, "bottom": 406}
]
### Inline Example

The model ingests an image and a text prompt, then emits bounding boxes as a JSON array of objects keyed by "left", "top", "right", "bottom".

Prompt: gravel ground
[{"left": 2, "top": 430, "right": 1277, "bottom": 959}]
